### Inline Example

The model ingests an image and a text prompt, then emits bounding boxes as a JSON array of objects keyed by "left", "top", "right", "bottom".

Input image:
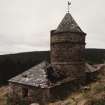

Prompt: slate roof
[
  {"left": 9, "top": 61, "right": 50, "bottom": 88},
  {"left": 55, "top": 13, "right": 84, "bottom": 33},
  {"left": 85, "top": 63, "right": 105, "bottom": 73},
  {"left": 9, "top": 61, "right": 63, "bottom": 88}
]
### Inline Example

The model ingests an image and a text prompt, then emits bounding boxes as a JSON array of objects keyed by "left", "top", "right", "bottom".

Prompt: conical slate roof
[{"left": 55, "top": 13, "right": 83, "bottom": 33}]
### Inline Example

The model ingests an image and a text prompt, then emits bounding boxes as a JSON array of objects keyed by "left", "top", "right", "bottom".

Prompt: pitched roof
[
  {"left": 55, "top": 13, "right": 83, "bottom": 33},
  {"left": 85, "top": 63, "right": 105, "bottom": 73},
  {"left": 9, "top": 61, "right": 50, "bottom": 88},
  {"left": 9, "top": 61, "right": 64, "bottom": 88}
]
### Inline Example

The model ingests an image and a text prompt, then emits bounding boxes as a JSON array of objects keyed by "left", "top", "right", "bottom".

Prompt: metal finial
[{"left": 67, "top": 1, "right": 71, "bottom": 13}]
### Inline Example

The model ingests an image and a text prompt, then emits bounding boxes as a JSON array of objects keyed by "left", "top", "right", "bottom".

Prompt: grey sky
[{"left": 0, "top": 0, "right": 105, "bottom": 54}]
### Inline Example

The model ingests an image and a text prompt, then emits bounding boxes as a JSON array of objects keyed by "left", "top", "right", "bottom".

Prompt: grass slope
[{"left": 1, "top": 66, "right": 105, "bottom": 105}]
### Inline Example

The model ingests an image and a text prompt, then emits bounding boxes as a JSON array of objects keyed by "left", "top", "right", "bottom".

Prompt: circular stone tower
[{"left": 51, "top": 13, "right": 86, "bottom": 80}]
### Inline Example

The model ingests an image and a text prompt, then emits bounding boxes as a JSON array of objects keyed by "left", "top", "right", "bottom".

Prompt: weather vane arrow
[{"left": 67, "top": 1, "right": 71, "bottom": 13}]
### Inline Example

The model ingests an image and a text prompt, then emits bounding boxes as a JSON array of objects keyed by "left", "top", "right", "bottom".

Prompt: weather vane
[{"left": 67, "top": 1, "right": 71, "bottom": 13}]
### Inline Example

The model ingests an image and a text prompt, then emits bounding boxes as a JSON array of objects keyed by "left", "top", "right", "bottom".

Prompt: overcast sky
[{"left": 0, "top": 0, "right": 105, "bottom": 54}]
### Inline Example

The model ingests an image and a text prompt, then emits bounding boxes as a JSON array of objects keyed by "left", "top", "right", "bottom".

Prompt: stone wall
[
  {"left": 51, "top": 43, "right": 85, "bottom": 62},
  {"left": 51, "top": 32, "right": 85, "bottom": 44},
  {"left": 8, "top": 83, "right": 50, "bottom": 105},
  {"left": 52, "top": 63, "right": 85, "bottom": 78},
  {"left": 51, "top": 31, "right": 86, "bottom": 78},
  {"left": 8, "top": 79, "right": 85, "bottom": 105}
]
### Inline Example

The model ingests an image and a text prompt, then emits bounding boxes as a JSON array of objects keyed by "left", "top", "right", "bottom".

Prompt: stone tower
[{"left": 51, "top": 13, "right": 86, "bottom": 80}]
